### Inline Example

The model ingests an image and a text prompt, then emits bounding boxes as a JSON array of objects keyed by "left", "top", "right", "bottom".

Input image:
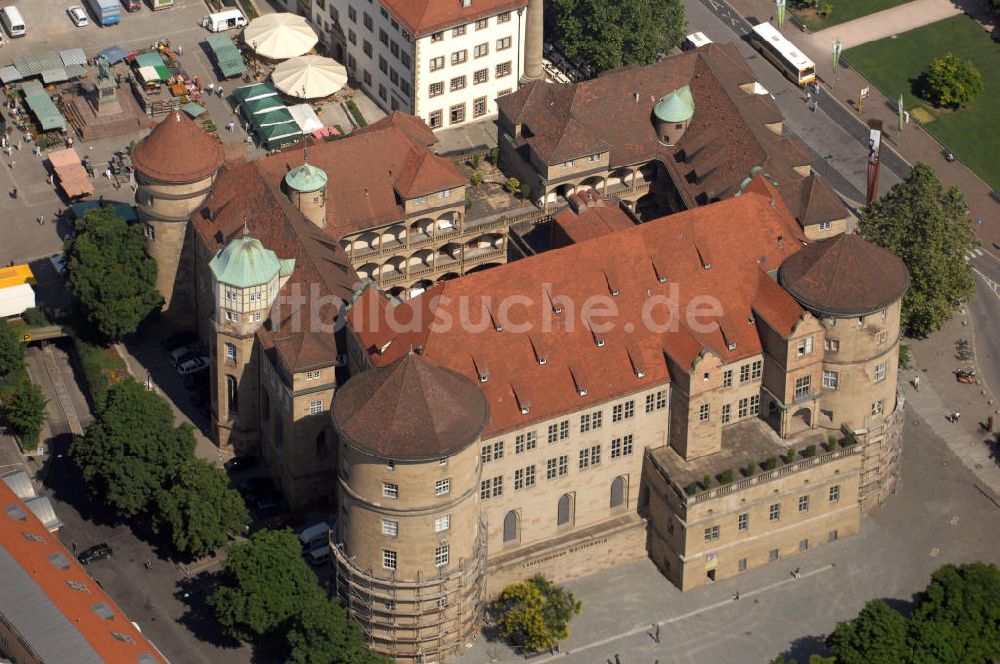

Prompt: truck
[
  {"left": 0, "top": 264, "right": 36, "bottom": 319},
  {"left": 85, "top": 0, "right": 120, "bottom": 26}
]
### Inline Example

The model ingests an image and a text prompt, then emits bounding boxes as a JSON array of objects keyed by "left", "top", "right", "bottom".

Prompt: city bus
[{"left": 750, "top": 22, "right": 816, "bottom": 86}]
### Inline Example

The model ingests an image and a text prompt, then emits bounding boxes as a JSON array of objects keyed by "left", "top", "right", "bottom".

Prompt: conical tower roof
[
  {"left": 779, "top": 233, "right": 909, "bottom": 316},
  {"left": 132, "top": 111, "right": 225, "bottom": 183},
  {"left": 653, "top": 85, "right": 695, "bottom": 123},
  {"left": 332, "top": 353, "right": 490, "bottom": 460},
  {"left": 285, "top": 161, "right": 328, "bottom": 193}
]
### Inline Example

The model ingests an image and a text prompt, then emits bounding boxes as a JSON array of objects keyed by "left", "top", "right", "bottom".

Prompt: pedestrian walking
[
  {"left": 143, "top": 559, "right": 152, "bottom": 570},
  {"left": 793, "top": 567, "right": 801, "bottom": 579},
  {"left": 207, "top": 82, "right": 215, "bottom": 94},
  {"left": 953, "top": 411, "right": 961, "bottom": 423},
  {"left": 72, "top": 541, "right": 78, "bottom": 555},
  {"left": 811, "top": 101, "right": 818, "bottom": 113},
  {"left": 987, "top": 415, "right": 993, "bottom": 433},
  {"left": 614, "top": 655, "right": 621, "bottom": 664},
  {"left": 805, "top": 91, "right": 811, "bottom": 103},
  {"left": 912, "top": 376, "right": 920, "bottom": 391},
  {"left": 653, "top": 623, "right": 660, "bottom": 643},
  {"left": 226, "top": 121, "right": 234, "bottom": 132},
  {"left": 104, "top": 168, "right": 112, "bottom": 180},
  {"left": 176, "top": 44, "right": 183, "bottom": 57},
  {"left": 217, "top": 84, "right": 224, "bottom": 97},
  {"left": 33, "top": 145, "right": 41, "bottom": 157},
  {"left": 36, "top": 215, "right": 44, "bottom": 226},
  {"left": 9, "top": 160, "right": 14, "bottom": 170}
]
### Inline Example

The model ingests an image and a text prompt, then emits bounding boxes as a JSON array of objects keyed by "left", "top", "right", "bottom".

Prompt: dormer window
[
  {"left": 728, "top": 342, "right": 737, "bottom": 351},
  {"left": 479, "top": 371, "right": 489, "bottom": 383},
  {"left": 657, "top": 275, "right": 667, "bottom": 283}
]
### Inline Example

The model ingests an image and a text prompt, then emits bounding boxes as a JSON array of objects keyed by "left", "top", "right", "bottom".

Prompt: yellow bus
[{"left": 750, "top": 23, "right": 816, "bottom": 86}]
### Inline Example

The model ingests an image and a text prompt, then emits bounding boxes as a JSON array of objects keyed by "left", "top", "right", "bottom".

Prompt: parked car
[
  {"left": 237, "top": 476, "right": 274, "bottom": 497},
  {"left": 268, "top": 511, "right": 306, "bottom": 529},
  {"left": 162, "top": 331, "right": 197, "bottom": 351},
  {"left": 49, "top": 253, "right": 68, "bottom": 276},
  {"left": 77, "top": 543, "right": 112, "bottom": 565},
  {"left": 66, "top": 5, "right": 88, "bottom": 26},
  {"left": 254, "top": 495, "right": 291, "bottom": 519},
  {"left": 177, "top": 356, "right": 209, "bottom": 375},
  {"left": 170, "top": 345, "right": 198, "bottom": 366},
  {"left": 224, "top": 455, "right": 259, "bottom": 475}
]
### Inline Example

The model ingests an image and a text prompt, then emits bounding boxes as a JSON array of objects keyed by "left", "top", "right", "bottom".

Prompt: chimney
[{"left": 521, "top": 0, "right": 544, "bottom": 82}]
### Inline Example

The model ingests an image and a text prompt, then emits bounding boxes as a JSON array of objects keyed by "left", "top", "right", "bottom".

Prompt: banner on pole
[
  {"left": 898, "top": 95, "right": 905, "bottom": 132},
  {"left": 833, "top": 38, "right": 842, "bottom": 73},
  {"left": 866, "top": 119, "right": 883, "bottom": 205},
  {"left": 777, "top": 0, "right": 786, "bottom": 28}
]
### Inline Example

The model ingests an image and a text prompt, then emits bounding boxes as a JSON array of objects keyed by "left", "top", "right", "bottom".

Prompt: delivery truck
[{"left": 85, "top": 0, "right": 121, "bottom": 26}]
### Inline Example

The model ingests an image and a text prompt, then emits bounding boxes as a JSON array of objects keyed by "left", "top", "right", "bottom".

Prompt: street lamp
[{"left": 823, "top": 153, "right": 834, "bottom": 179}]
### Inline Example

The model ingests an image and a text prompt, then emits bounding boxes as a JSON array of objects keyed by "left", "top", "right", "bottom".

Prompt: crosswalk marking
[{"left": 965, "top": 248, "right": 984, "bottom": 261}]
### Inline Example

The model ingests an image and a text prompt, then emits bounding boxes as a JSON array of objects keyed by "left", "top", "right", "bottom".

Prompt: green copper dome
[
  {"left": 653, "top": 85, "right": 695, "bottom": 123},
  {"left": 209, "top": 234, "right": 286, "bottom": 289},
  {"left": 284, "top": 162, "right": 328, "bottom": 193}
]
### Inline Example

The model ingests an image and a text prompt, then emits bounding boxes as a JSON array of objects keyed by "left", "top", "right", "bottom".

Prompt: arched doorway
[
  {"left": 557, "top": 494, "right": 574, "bottom": 527},
  {"left": 610, "top": 476, "right": 626, "bottom": 509},
  {"left": 503, "top": 510, "right": 519, "bottom": 544}
]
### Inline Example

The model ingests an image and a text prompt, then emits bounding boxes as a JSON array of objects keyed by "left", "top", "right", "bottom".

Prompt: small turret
[
  {"left": 653, "top": 85, "right": 695, "bottom": 146},
  {"left": 285, "top": 153, "right": 328, "bottom": 228}
]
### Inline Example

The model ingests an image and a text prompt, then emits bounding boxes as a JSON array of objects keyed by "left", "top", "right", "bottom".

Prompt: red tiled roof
[
  {"left": 332, "top": 352, "right": 490, "bottom": 460},
  {"left": 132, "top": 111, "right": 224, "bottom": 183},
  {"left": 779, "top": 233, "right": 910, "bottom": 316},
  {"left": 380, "top": 0, "right": 528, "bottom": 37},
  {"left": 551, "top": 190, "right": 636, "bottom": 247},
  {"left": 254, "top": 113, "right": 466, "bottom": 237},
  {"left": 349, "top": 177, "right": 807, "bottom": 437},
  {"left": 0, "top": 482, "right": 167, "bottom": 663}
]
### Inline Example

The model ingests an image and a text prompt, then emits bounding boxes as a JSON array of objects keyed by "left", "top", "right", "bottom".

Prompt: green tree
[
  {"left": 0, "top": 321, "right": 23, "bottom": 379},
  {"left": 65, "top": 207, "right": 161, "bottom": 341},
  {"left": 286, "top": 594, "right": 389, "bottom": 664},
  {"left": 153, "top": 459, "right": 249, "bottom": 558},
  {"left": 859, "top": 163, "right": 977, "bottom": 337},
  {"left": 493, "top": 574, "right": 582, "bottom": 652},
  {"left": 71, "top": 378, "right": 195, "bottom": 519},
  {"left": 908, "top": 563, "right": 1000, "bottom": 663},
  {"left": 210, "top": 529, "right": 327, "bottom": 641},
  {"left": 547, "top": 0, "right": 686, "bottom": 72},
  {"left": 4, "top": 381, "right": 46, "bottom": 449},
  {"left": 923, "top": 52, "right": 985, "bottom": 108},
  {"left": 827, "top": 599, "right": 909, "bottom": 664}
]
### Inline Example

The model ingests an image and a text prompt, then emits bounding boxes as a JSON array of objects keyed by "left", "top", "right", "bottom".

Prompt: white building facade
[{"left": 314, "top": 0, "right": 528, "bottom": 130}]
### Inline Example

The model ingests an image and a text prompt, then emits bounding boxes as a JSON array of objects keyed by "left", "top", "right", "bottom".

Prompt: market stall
[
  {"left": 287, "top": 103, "right": 323, "bottom": 133},
  {"left": 206, "top": 33, "right": 246, "bottom": 79},
  {"left": 48, "top": 148, "right": 94, "bottom": 200}
]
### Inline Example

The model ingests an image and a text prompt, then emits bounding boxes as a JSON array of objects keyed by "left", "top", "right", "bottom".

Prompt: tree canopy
[
  {"left": 153, "top": 459, "right": 249, "bottom": 559},
  {"left": 823, "top": 563, "right": 1000, "bottom": 663},
  {"left": 4, "top": 381, "right": 46, "bottom": 449},
  {"left": 65, "top": 207, "right": 161, "bottom": 341},
  {"left": 492, "top": 574, "right": 582, "bottom": 652},
  {"left": 546, "top": 0, "right": 686, "bottom": 72},
  {"left": 859, "top": 162, "right": 978, "bottom": 337},
  {"left": 210, "top": 529, "right": 386, "bottom": 663},
  {"left": 72, "top": 378, "right": 195, "bottom": 519},
  {"left": 0, "top": 321, "right": 23, "bottom": 379},
  {"left": 923, "top": 53, "right": 985, "bottom": 109}
]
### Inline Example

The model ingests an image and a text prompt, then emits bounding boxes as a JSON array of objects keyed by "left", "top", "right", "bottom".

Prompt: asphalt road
[{"left": 967, "top": 248, "right": 1000, "bottom": 400}]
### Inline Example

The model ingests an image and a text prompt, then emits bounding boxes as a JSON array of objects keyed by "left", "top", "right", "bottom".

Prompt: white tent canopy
[
  {"left": 243, "top": 13, "right": 318, "bottom": 60},
  {"left": 272, "top": 55, "right": 348, "bottom": 99},
  {"left": 287, "top": 103, "right": 324, "bottom": 133}
]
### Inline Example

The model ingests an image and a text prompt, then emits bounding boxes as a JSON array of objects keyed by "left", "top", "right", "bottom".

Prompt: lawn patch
[
  {"left": 846, "top": 15, "right": 1000, "bottom": 190},
  {"left": 793, "top": 0, "right": 911, "bottom": 30}
]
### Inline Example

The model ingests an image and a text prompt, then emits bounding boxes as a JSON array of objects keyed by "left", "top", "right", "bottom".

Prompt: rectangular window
[
  {"left": 579, "top": 413, "right": 592, "bottom": 433},
  {"left": 592, "top": 411, "right": 603, "bottom": 429},
  {"left": 225, "top": 343, "right": 237, "bottom": 361},
  {"left": 825, "top": 338, "right": 840, "bottom": 352},
  {"left": 435, "top": 478, "right": 451, "bottom": 496},
  {"left": 431, "top": 31, "right": 444, "bottom": 42},
  {"left": 383, "top": 549, "right": 397, "bottom": 570},
  {"left": 818, "top": 220, "right": 833, "bottom": 231},
  {"left": 348, "top": 6, "right": 356, "bottom": 21},
  {"left": 546, "top": 458, "right": 557, "bottom": 479},
  {"left": 656, "top": 390, "right": 667, "bottom": 410},
  {"left": 624, "top": 401, "right": 635, "bottom": 419},
  {"left": 348, "top": 28, "right": 356, "bottom": 44},
  {"left": 429, "top": 81, "right": 444, "bottom": 97},
  {"left": 871, "top": 400, "right": 884, "bottom": 416},
  {"left": 496, "top": 61, "right": 512, "bottom": 77},
  {"left": 498, "top": 88, "right": 512, "bottom": 97},
  {"left": 645, "top": 393, "right": 655, "bottom": 414},
  {"left": 514, "top": 467, "right": 524, "bottom": 490},
  {"left": 480, "top": 476, "right": 503, "bottom": 499},
  {"left": 739, "top": 558, "right": 747, "bottom": 572},
  {"left": 751, "top": 360, "right": 763, "bottom": 380},
  {"left": 450, "top": 76, "right": 466, "bottom": 91},
  {"left": 829, "top": 485, "right": 840, "bottom": 502},
  {"left": 473, "top": 96, "right": 487, "bottom": 117},
  {"left": 451, "top": 49, "right": 467, "bottom": 65},
  {"left": 474, "top": 42, "right": 489, "bottom": 58},
  {"left": 723, "top": 369, "right": 733, "bottom": 387},
  {"left": 750, "top": 394, "right": 760, "bottom": 416},
  {"left": 699, "top": 403, "right": 710, "bottom": 422},
  {"left": 738, "top": 398, "right": 749, "bottom": 419},
  {"left": 435, "top": 515, "right": 451, "bottom": 532},
  {"left": 740, "top": 364, "right": 751, "bottom": 383},
  {"left": 721, "top": 403, "right": 731, "bottom": 424},
  {"left": 383, "top": 483, "right": 398, "bottom": 499},
  {"left": 822, "top": 370, "right": 839, "bottom": 389},
  {"left": 473, "top": 68, "right": 488, "bottom": 84},
  {"left": 548, "top": 423, "right": 558, "bottom": 444},
  {"left": 306, "top": 370, "right": 321, "bottom": 381},
  {"left": 497, "top": 11, "right": 511, "bottom": 22},
  {"left": 799, "top": 495, "right": 810, "bottom": 512},
  {"left": 559, "top": 420, "right": 569, "bottom": 440},
  {"left": 876, "top": 330, "right": 889, "bottom": 345},
  {"left": 829, "top": 529, "right": 839, "bottom": 542},
  {"left": 738, "top": 512, "right": 748, "bottom": 532},
  {"left": 797, "top": 336, "right": 815, "bottom": 356},
  {"left": 476, "top": 17, "right": 488, "bottom": 29},
  {"left": 435, "top": 543, "right": 449, "bottom": 567},
  {"left": 429, "top": 56, "right": 445, "bottom": 71},
  {"left": 363, "top": 12, "right": 372, "bottom": 29},
  {"left": 769, "top": 503, "right": 780, "bottom": 522},
  {"left": 382, "top": 519, "right": 398, "bottom": 537},
  {"left": 525, "top": 464, "right": 535, "bottom": 487},
  {"left": 612, "top": 404, "right": 623, "bottom": 422},
  {"left": 610, "top": 434, "right": 633, "bottom": 458},
  {"left": 769, "top": 548, "right": 779, "bottom": 561},
  {"left": 578, "top": 449, "right": 589, "bottom": 470},
  {"left": 378, "top": 27, "right": 388, "bottom": 45},
  {"left": 309, "top": 399, "right": 323, "bottom": 415},
  {"left": 449, "top": 104, "right": 465, "bottom": 124},
  {"left": 558, "top": 455, "right": 568, "bottom": 476},
  {"left": 453, "top": 25, "right": 466, "bottom": 36},
  {"left": 794, "top": 375, "right": 812, "bottom": 399},
  {"left": 800, "top": 539, "right": 809, "bottom": 552},
  {"left": 590, "top": 444, "right": 601, "bottom": 466},
  {"left": 251, "top": 312, "right": 262, "bottom": 322},
  {"left": 874, "top": 362, "right": 886, "bottom": 382},
  {"left": 703, "top": 525, "right": 720, "bottom": 542}
]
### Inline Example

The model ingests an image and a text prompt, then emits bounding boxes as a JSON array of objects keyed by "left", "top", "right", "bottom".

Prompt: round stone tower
[
  {"left": 132, "top": 111, "right": 225, "bottom": 327},
  {"left": 208, "top": 230, "right": 292, "bottom": 448},
  {"left": 284, "top": 159, "right": 328, "bottom": 228},
  {"left": 779, "top": 233, "right": 910, "bottom": 509},
  {"left": 331, "top": 353, "right": 490, "bottom": 663},
  {"left": 653, "top": 85, "right": 694, "bottom": 146}
]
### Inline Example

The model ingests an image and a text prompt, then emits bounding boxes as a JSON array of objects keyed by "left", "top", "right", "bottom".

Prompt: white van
[
  {"left": 203, "top": 9, "right": 246, "bottom": 32},
  {"left": 298, "top": 521, "right": 331, "bottom": 549},
  {"left": 1, "top": 6, "right": 26, "bottom": 37}
]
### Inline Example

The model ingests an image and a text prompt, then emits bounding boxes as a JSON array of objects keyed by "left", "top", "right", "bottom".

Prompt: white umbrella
[
  {"left": 244, "top": 13, "right": 318, "bottom": 60},
  {"left": 272, "top": 55, "right": 348, "bottom": 99}
]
